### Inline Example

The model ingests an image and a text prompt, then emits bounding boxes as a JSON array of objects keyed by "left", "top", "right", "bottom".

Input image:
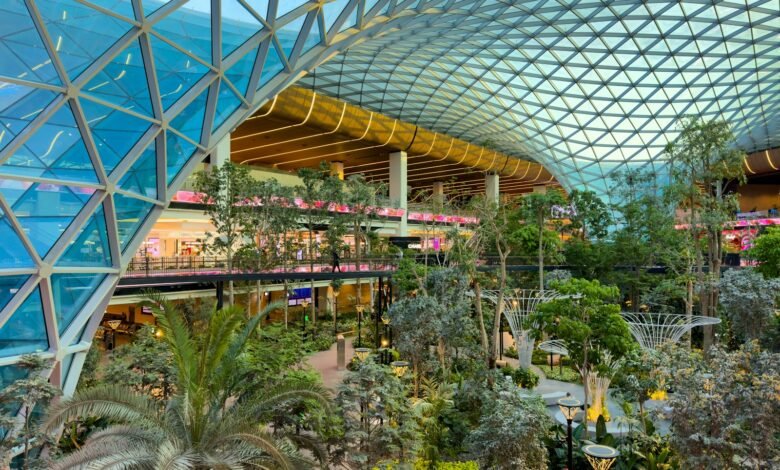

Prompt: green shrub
[
  {"left": 501, "top": 366, "right": 540, "bottom": 389},
  {"left": 503, "top": 345, "right": 518, "bottom": 359},
  {"left": 543, "top": 366, "right": 580, "bottom": 383},
  {"left": 531, "top": 348, "right": 549, "bottom": 365}
]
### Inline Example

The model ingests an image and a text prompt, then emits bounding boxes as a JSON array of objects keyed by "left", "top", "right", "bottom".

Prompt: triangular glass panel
[
  {"left": 0, "top": 275, "right": 29, "bottom": 311},
  {"left": 276, "top": 0, "right": 308, "bottom": 18},
  {"left": 225, "top": 44, "right": 260, "bottom": 96},
  {"left": 277, "top": 14, "right": 305, "bottom": 59},
  {"left": 113, "top": 192, "right": 154, "bottom": 252},
  {"left": 212, "top": 81, "right": 243, "bottom": 132},
  {"left": 170, "top": 90, "right": 208, "bottom": 145},
  {"left": 0, "top": 103, "right": 98, "bottom": 184},
  {"left": 338, "top": 5, "right": 359, "bottom": 32},
  {"left": 245, "top": 0, "right": 269, "bottom": 20},
  {"left": 150, "top": 36, "right": 209, "bottom": 110},
  {"left": 0, "top": 85, "right": 59, "bottom": 153},
  {"left": 222, "top": 0, "right": 263, "bottom": 59},
  {"left": 142, "top": 0, "right": 170, "bottom": 16},
  {"left": 51, "top": 273, "right": 106, "bottom": 335},
  {"left": 80, "top": 0, "right": 135, "bottom": 20},
  {"left": 57, "top": 204, "right": 112, "bottom": 267},
  {"left": 165, "top": 130, "right": 197, "bottom": 185},
  {"left": 0, "top": 286, "right": 48, "bottom": 357},
  {"left": 0, "top": 182, "right": 94, "bottom": 258},
  {"left": 118, "top": 141, "right": 157, "bottom": 199},
  {"left": 153, "top": 3, "right": 212, "bottom": 65},
  {"left": 323, "top": 0, "right": 349, "bottom": 33},
  {"left": 36, "top": 0, "right": 133, "bottom": 80},
  {"left": 0, "top": 208, "right": 33, "bottom": 268},
  {"left": 301, "top": 14, "right": 322, "bottom": 56},
  {"left": 0, "top": 0, "right": 61, "bottom": 85},
  {"left": 82, "top": 39, "right": 153, "bottom": 117},
  {"left": 80, "top": 97, "right": 151, "bottom": 174},
  {"left": 257, "top": 42, "right": 284, "bottom": 90}
]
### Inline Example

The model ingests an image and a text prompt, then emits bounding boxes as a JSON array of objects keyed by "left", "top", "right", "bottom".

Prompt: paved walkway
[{"left": 307, "top": 336, "right": 355, "bottom": 390}]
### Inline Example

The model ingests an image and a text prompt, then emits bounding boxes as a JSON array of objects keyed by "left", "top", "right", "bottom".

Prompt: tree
[
  {"left": 0, "top": 355, "right": 60, "bottom": 469},
  {"left": 102, "top": 324, "right": 175, "bottom": 401},
  {"left": 465, "top": 380, "right": 551, "bottom": 469},
  {"left": 718, "top": 268, "right": 780, "bottom": 343},
  {"left": 296, "top": 163, "right": 344, "bottom": 324},
  {"left": 335, "top": 361, "right": 417, "bottom": 469},
  {"left": 751, "top": 227, "right": 780, "bottom": 278},
  {"left": 567, "top": 189, "right": 612, "bottom": 240},
  {"left": 194, "top": 161, "right": 256, "bottom": 305},
  {"left": 667, "top": 342, "right": 780, "bottom": 469},
  {"left": 468, "top": 196, "right": 516, "bottom": 374},
  {"left": 666, "top": 116, "right": 746, "bottom": 351},
  {"left": 44, "top": 298, "right": 332, "bottom": 469},
  {"left": 518, "top": 190, "right": 566, "bottom": 291},
  {"left": 532, "top": 278, "right": 635, "bottom": 415}
]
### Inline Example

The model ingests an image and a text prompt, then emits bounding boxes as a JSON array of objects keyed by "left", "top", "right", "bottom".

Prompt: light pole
[
  {"left": 582, "top": 444, "right": 619, "bottom": 470},
  {"left": 355, "top": 304, "right": 365, "bottom": 346},
  {"left": 300, "top": 299, "right": 310, "bottom": 336},
  {"left": 558, "top": 397, "right": 582, "bottom": 470},
  {"left": 333, "top": 286, "right": 341, "bottom": 337}
]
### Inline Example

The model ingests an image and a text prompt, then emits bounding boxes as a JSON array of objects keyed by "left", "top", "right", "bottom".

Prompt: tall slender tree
[
  {"left": 665, "top": 117, "right": 746, "bottom": 350},
  {"left": 194, "top": 161, "right": 256, "bottom": 305}
]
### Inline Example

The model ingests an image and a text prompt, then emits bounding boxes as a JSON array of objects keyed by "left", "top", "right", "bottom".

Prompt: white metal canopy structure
[
  {"left": 621, "top": 311, "right": 721, "bottom": 350},
  {"left": 0, "top": 0, "right": 777, "bottom": 392}
]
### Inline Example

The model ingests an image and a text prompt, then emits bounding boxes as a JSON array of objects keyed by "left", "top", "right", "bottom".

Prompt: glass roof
[{"left": 301, "top": 0, "right": 780, "bottom": 193}]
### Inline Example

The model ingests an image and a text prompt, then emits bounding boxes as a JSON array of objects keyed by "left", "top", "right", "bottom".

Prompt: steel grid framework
[{"left": 0, "top": 0, "right": 777, "bottom": 394}]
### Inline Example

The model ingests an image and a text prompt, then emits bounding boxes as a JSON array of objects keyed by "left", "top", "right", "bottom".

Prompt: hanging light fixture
[{"left": 390, "top": 360, "right": 409, "bottom": 378}]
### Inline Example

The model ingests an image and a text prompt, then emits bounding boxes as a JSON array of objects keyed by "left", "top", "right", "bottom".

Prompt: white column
[
  {"left": 389, "top": 151, "right": 408, "bottom": 236},
  {"left": 210, "top": 135, "right": 230, "bottom": 170},
  {"left": 432, "top": 181, "right": 444, "bottom": 205},
  {"left": 485, "top": 173, "right": 499, "bottom": 203},
  {"left": 533, "top": 184, "right": 547, "bottom": 194},
  {"left": 330, "top": 161, "right": 344, "bottom": 180}
]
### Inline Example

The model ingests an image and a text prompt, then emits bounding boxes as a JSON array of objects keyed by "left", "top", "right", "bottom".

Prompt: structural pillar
[
  {"left": 485, "top": 172, "right": 500, "bottom": 203},
  {"left": 432, "top": 181, "right": 445, "bottom": 206},
  {"left": 210, "top": 135, "right": 230, "bottom": 170},
  {"left": 389, "top": 151, "right": 408, "bottom": 236},
  {"left": 330, "top": 161, "right": 344, "bottom": 180}
]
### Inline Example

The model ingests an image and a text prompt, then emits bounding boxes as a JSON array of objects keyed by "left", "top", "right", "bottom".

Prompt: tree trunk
[
  {"left": 227, "top": 247, "right": 234, "bottom": 306},
  {"left": 538, "top": 221, "right": 544, "bottom": 292},
  {"left": 474, "top": 282, "right": 490, "bottom": 368}
]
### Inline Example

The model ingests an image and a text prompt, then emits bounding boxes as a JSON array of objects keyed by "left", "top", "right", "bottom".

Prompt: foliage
[
  {"left": 543, "top": 366, "right": 581, "bottom": 383},
  {"left": 718, "top": 268, "right": 780, "bottom": 343},
  {"left": 499, "top": 366, "right": 540, "bottom": 389},
  {"left": 533, "top": 278, "right": 635, "bottom": 411},
  {"left": 518, "top": 190, "right": 567, "bottom": 290},
  {"left": 413, "top": 378, "right": 455, "bottom": 465},
  {"left": 0, "top": 355, "right": 60, "bottom": 469},
  {"left": 335, "top": 360, "right": 418, "bottom": 469},
  {"left": 751, "top": 227, "right": 780, "bottom": 278},
  {"left": 566, "top": 189, "right": 612, "bottom": 240},
  {"left": 612, "top": 348, "right": 666, "bottom": 419},
  {"left": 667, "top": 342, "right": 780, "bottom": 469},
  {"left": 101, "top": 325, "right": 176, "bottom": 401},
  {"left": 194, "top": 161, "right": 256, "bottom": 305},
  {"left": 665, "top": 116, "right": 746, "bottom": 350},
  {"left": 465, "top": 381, "right": 551, "bottom": 469},
  {"left": 45, "top": 298, "right": 332, "bottom": 469}
]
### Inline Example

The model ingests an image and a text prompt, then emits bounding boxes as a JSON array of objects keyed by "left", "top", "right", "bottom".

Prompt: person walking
[{"left": 331, "top": 248, "right": 341, "bottom": 273}]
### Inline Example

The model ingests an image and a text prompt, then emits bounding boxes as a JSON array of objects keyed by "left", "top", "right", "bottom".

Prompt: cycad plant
[{"left": 44, "top": 296, "right": 332, "bottom": 469}]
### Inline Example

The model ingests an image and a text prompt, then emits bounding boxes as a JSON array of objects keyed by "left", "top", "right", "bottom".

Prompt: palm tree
[{"left": 44, "top": 296, "right": 332, "bottom": 469}]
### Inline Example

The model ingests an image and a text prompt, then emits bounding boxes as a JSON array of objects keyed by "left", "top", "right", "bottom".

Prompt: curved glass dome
[{"left": 302, "top": 1, "right": 780, "bottom": 193}]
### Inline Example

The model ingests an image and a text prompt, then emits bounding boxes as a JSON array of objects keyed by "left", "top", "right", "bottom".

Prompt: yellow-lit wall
[{"left": 738, "top": 184, "right": 780, "bottom": 212}]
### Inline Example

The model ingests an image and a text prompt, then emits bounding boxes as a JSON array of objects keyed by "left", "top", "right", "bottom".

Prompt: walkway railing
[{"left": 123, "top": 255, "right": 399, "bottom": 278}]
